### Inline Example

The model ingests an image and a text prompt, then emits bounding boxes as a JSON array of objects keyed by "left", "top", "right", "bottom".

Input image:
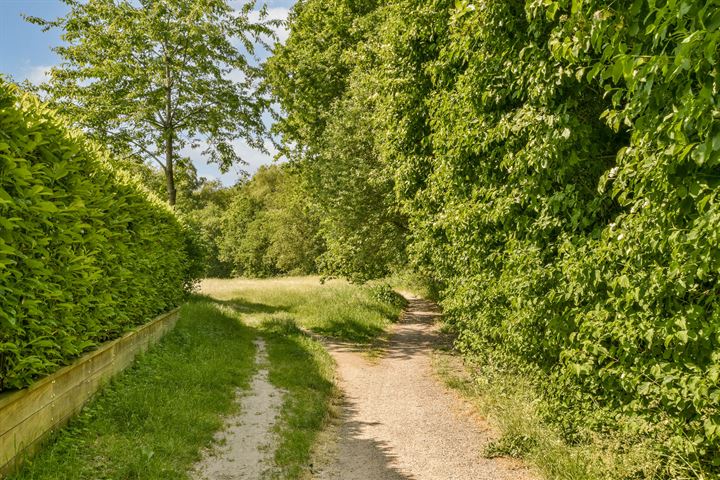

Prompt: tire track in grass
[{"left": 192, "top": 338, "right": 285, "bottom": 480}]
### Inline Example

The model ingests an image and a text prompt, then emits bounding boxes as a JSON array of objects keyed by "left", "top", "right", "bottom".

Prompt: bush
[
  {"left": 379, "top": 1, "right": 720, "bottom": 475},
  {"left": 366, "top": 283, "right": 407, "bottom": 311},
  {"left": 0, "top": 81, "right": 199, "bottom": 391}
]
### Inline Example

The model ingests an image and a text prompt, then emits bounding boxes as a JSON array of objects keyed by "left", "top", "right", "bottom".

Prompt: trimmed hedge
[{"left": 0, "top": 80, "right": 199, "bottom": 392}]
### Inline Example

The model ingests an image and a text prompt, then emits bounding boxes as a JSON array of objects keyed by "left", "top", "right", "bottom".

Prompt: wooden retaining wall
[{"left": 0, "top": 307, "right": 181, "bottom": 476}]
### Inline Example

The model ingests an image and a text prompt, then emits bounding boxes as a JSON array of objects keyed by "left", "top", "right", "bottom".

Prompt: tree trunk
[
  {"left": 164, "top": 62, "right": 176, "bottom": 206},
  {"left": 165, "top": 136, "right": 176, "bottom": 206}
]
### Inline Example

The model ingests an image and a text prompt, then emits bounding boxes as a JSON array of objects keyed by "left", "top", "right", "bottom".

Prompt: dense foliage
[
  {"left": 0, "top": 81, "right": 200, "bottom": 391},
  {"left": 266, "top": 0, "right": 407, "bottom": 282},
  {"left": 218, "top": 164, "right": 325, "bottom": 277},
  {"left": 269, "top": 0, "right": 720, "bottom": 476}
]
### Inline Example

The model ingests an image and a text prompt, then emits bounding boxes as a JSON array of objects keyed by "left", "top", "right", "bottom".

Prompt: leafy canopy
[{"left": 28, "top": 0, "right": 275, "bottom": 204}]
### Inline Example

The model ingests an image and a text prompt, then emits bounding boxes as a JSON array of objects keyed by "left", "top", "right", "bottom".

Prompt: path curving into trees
[{"left": 314, "top": 295, "right": 535, "bottom": 480}]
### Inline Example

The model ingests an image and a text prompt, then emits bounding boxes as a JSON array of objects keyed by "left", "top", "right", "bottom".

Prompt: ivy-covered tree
[{"left": 28, "top": 0, "right": 274, "bottom": 205}]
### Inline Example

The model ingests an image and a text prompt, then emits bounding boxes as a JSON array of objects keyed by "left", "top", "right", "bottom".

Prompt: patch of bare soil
[
  {"left": 192, "top": 338, "right": 283, "bottom": 480},
  {"left": 313, "top": 296, "right": 536, "bottom": 480}
]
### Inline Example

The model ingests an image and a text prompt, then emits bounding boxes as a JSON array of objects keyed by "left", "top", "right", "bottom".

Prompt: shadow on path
[{"left": 314, "top": 294, "right": 535, "bottom": 480}]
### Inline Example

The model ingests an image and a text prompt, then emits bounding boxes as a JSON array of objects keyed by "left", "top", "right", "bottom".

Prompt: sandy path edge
[
  {"left": 191, "top": 338, "right": 284, "bottom": 480},
  {"left": 312, "top": 295, "right": 536, "bottom": 480}
]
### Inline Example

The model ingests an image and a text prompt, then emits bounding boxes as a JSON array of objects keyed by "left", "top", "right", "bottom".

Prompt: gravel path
[
  {"left": 192, "top": 338, "right": 283, "bottom": 480},
  {"left": 314, "top": 296, "right": 535, "bottom": 480}
]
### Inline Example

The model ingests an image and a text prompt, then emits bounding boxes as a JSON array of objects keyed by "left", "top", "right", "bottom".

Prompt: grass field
[
  {"left": 200, "top": 277, "right": 402, "bottom": 343},
  {"left": 11, "top": 277, "right": 403, "bottom": 480}
]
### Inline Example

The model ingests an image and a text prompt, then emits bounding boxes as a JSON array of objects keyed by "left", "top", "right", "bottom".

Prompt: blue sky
[{"left": 0, "top": 0, "right": 295, "bottom": 186}]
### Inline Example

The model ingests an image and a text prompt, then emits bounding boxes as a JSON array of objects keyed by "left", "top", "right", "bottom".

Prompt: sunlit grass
[
  {"left": 201, "top": 276, "right": 402, "bottom": 343},
  {"left": 260, "top": 318, "right": 337, "bottom": 479},
  {"left": 10, "top": 299, "right": 257, "bottom": 480}
]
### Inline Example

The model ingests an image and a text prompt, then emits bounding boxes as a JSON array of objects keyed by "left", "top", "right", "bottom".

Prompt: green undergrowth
[
  {"left": 10, "top": 298, "right": 256, "bottom": 480},
  {"left": 433, "top": 350, "right": 668, "bottom": 480}
]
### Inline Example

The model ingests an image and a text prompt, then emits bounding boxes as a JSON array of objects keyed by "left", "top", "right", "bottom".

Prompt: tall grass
[{"left": 432, "top": 351, "right": 665, "bottom": 480}]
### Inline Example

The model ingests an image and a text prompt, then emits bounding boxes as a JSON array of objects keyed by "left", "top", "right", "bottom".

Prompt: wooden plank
[
  {"left": 0, "top": 400, "right": 91, "bottom": 474},
  {"left": 0, "top": 308, "right": 180, "bottom": 476},
  {"left": 0, "top": 342, "right": 118, "bottom": 440},
  {"left": 0, "top": 348, "right": 121, "bottom": 467}
]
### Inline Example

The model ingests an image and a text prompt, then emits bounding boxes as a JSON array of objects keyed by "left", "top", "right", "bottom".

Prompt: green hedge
[
  {"left": 270, "top": 0, "right": 720, "bottom": 475},
  {"left": 385, "top": 1, "right": 719, "bottom": 475},
  {"left": 0, "top": 80, "right": 199, "bottom": 392}
]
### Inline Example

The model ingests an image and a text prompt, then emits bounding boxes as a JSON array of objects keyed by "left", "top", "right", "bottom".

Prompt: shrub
[
  {"left": 366, "top": 283, "right": 407, "bottom": 311},
  {"left": 271, "top": 0, "right": 720, "bottom": 475},
  {"left": 0, "top": 81, "right": 199, "bottom": 391}
]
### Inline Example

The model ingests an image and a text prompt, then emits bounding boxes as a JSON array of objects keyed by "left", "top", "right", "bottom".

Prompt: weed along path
[
  {"left": 314, "top": 295, "right": 535, "bottom": 480},
  {"left": 192, "top": 338, "right": 284, "bottom": 480}
]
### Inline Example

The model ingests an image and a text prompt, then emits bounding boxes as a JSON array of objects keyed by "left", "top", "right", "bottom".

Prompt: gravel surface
[
  {"left": 192, "top": 339, "right": 283, "bottom": 480},
  {"left": 314, "top": 296, "right": 536, "bottom": 480}
]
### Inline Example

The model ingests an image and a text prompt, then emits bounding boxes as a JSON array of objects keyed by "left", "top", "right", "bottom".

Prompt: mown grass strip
[
  {"left": 260, "top": 319, "right": 337, "bottom": 479},
  {"left": 10, "top": 298, "right": 256, "bottom": 480}
]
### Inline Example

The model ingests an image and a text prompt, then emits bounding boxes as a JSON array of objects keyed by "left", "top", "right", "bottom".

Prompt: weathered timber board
[{"left": 0, "top": 307, "right": 180, "bottom": 476}]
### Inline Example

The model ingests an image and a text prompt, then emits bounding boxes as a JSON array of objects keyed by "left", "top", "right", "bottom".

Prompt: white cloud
[
  {"left": 24, "top": 65, "right": 52, "bottom": 85},
  {"left": 180, "top": 138, "right": 284, "bottom": 187}
]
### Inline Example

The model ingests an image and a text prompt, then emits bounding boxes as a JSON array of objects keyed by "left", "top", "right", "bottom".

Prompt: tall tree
[{"left": 28, "top": 0, "right": 274, "bottom": 205}]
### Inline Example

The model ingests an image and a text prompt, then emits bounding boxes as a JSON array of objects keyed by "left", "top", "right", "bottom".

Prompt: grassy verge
[
  {"left": 260, "top": 319, "right": 337, "bottom": 479},
  {"left": 10, "top": 298, "right": 257, "bottom": 480},
  {"left": 432, "top": 350, "right": 663, "bottom": 480}
]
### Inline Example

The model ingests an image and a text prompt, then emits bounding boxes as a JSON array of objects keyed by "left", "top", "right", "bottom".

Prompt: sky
[{"left": 0, "top": 0, "right": 294, "bottom": 186}]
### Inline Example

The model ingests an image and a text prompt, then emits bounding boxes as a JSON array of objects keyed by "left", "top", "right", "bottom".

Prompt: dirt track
[
  {"left": 313, "top": 295, "right": 535, "bottom": 480},
  {"left": 192, "top": 339, "right": 283, "bottom": 480}
]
